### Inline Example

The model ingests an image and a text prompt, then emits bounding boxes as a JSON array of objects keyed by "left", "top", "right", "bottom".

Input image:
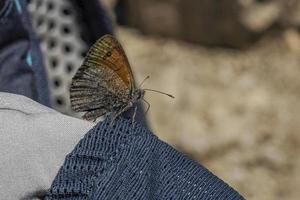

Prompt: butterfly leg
[
  {"left": 109, "top": 111, "right": 124, "bottom": 127},
  {"left": 109, "top": 103, "right": 134, "bottom": 127},
  {"left": 82, "top": 108, "right": 107, "bottom": 121},
  {"left": 132, "top": 105, "right": 138, "bottom": 127},
  {"left": 109, "top": 111, "right": 125, "bottom": 127},
  {"left": 142, "top": 99, "right": 150, "bottom": 114},
  {"left": 109, "top": 113, "right": 117, "bottom": 127}
]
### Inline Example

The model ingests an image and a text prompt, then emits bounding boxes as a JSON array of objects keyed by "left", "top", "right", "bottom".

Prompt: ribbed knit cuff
[{"left": 46, "top": 117, "right": 244, "bottom": 200}]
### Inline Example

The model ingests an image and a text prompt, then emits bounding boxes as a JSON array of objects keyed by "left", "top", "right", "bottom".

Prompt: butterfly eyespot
[{"left": 106, "top": 51, "right": 112, "bottom": 57}]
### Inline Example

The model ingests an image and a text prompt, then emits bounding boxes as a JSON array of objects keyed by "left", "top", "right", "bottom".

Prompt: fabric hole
[
  {"left": 47, "top": 1, "right": 54, "bottom": 11},
  {"left": 48, "top": 38, "right": 57, "bottom": 49},
  {"left": 63, "top": 43, "right": 73, "bottom": 53},
  {"left": 65, "top": 63, "right": 74, "bottom": 73},
  {"left": 55, "top": 97, "right": 64, "bottom": 106},
  {"left": 62, "top": 24, "right": 71, "bottom": 34},
  {"left": 48, "top": 19, "right": 56, "bottom": 30},
  {"left": 36, "top": 16, "right": 44, "bottom": 27},
  {"left": 53, "top": 77, "right": 61, "bottom": 88},
  {"left": 50, "top": 57, "right": 58, "bottom": 69},
  {"left": 61, "top": 7, "right": 72, "bottom": 16}
]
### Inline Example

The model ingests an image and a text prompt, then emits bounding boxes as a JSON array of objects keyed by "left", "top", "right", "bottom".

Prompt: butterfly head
[{"left": 133, "top": 89, "right": 145, "bottom": 102}]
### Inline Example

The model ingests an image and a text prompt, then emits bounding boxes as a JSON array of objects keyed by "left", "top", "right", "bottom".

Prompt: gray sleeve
[{"left": 0, "top": 92, "right": 94, "bottom": 200}]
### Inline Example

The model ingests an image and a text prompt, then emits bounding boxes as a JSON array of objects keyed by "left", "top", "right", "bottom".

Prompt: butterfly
[{"left": 70, "top": 35, "right": 174, "bottom": 124}]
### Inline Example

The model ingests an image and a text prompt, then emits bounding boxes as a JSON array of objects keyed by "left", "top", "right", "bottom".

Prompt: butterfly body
[{"left": 70, "top": 35, "right": 144, "bottom": 122}]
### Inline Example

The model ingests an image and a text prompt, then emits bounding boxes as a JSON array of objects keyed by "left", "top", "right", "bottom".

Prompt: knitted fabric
[{"left": 46, "top": 118, "right": 244, "bottom": 199}]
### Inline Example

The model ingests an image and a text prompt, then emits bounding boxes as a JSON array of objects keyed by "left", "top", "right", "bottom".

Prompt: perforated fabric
[
  {"left": 26, "top": 0, "right": 88, "bottom": 115},
  {"left": 46, "top": 118, "right": 245, "bottom": 200}
]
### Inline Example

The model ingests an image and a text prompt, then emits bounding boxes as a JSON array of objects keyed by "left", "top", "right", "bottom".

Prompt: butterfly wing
[
  {"left": 88, "top": 34, "right": 135, "bottom": 92},
  {"left": 70, "top": 35, "right": 134, "bottom": 119}
]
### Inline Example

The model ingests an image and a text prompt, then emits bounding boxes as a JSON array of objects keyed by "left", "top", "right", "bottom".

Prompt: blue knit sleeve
[{"left": 46, "top": 118, "right": 245, "bottom": 200}]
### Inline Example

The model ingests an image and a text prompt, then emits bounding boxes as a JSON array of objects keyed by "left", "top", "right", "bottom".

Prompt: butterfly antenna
[
  {"left": 138, "top": 75, "right": 150, "bottom": 88},
  {"left": 143, "top": 89, "right": 175, "bottom": 98},
  {"left": 142, "top": 99, "right": 151, "bottom": 114}
]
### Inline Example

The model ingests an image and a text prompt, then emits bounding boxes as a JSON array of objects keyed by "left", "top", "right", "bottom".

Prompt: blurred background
[{"left": 27, "top": 0, "right": 300, "bottom": 199}]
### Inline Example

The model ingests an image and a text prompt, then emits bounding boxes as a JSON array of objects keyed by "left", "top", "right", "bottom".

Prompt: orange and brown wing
[
  {"left": 70, "top": 35, "right": 134, "bottom": 119},
  {"left": 84, "top": 34, "right": 135, "bottom": 92}
]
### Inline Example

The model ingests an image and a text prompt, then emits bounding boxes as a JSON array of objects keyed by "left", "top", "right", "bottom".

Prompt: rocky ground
[{"left": 116, "top": 27, "right": 300, "bottom": 200}]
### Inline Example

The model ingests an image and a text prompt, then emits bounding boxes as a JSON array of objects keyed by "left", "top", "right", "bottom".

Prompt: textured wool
[{"left": 46, "top": 118, "right": 244, "bottom": 199}]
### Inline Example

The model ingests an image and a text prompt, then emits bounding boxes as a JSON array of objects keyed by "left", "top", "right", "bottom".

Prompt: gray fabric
[{"left": 0, "top": 92, "right": 94, "bottom": 200}]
